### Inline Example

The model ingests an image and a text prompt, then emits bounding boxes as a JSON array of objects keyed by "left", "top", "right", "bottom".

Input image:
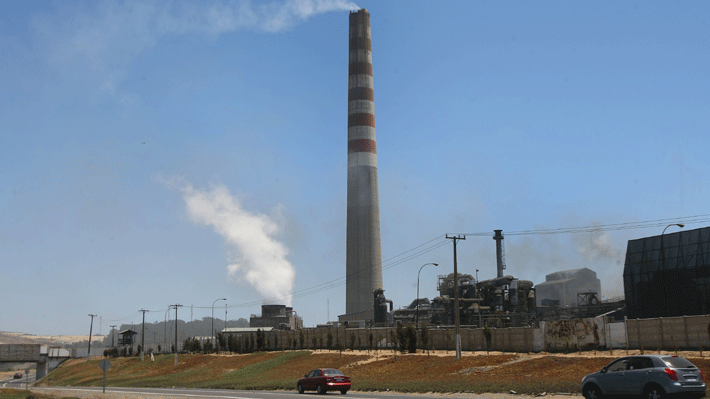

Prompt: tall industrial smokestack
[
  {"left": 345, "top": 8, "right": 382, "bottom": 321},
  {"left": 493, "top": 230, "right": 506, "bottom": 278}
]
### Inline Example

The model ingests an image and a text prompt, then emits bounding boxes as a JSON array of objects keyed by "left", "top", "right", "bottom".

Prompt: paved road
[
  {"left": 28, "top": 387, "right": 578, "bottom": 399},
  {"left": 0, "top": 371, "right": 35, "bottom": 389}
]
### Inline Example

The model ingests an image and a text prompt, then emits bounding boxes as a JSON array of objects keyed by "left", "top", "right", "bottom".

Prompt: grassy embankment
[
  {"left": 0, "top": 389, "right": 68, "bottom": 399},
  {"left": 36, "top": 350, "right": 710, "bottom": 395}
]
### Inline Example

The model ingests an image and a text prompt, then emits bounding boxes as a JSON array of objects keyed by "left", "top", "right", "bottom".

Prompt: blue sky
[{"left": 1, "top": 0, "right": 709, "bottom": 336}]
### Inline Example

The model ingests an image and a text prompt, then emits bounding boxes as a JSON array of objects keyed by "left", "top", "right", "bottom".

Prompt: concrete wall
[
  {"left": 626, "top": 315, "right": 710, "bottom": 350},
  {"left": 0, "top": 344, "right": 40, "bottom": 362},
  {"left": 541, "top": 318, "right": 605, "bottom": 350},
  {"left": 224, "top": 314, "right": 710, "bottom": 353}
]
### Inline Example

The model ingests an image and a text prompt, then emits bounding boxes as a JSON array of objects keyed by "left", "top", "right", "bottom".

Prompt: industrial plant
[
  {"left": 337, "top": 10, "right": 618, "bottom": 330},
  {"left": 208, "top": 11, "right": 710, "bottom": 337},
  {"left": 239, "top": 11, "right": 710, "bottom": 335}
]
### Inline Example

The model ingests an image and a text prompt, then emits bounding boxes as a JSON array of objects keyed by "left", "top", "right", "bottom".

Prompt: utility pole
[
  {"left": 164, "top": 308, "right": 169, "bottom": 354},
  {"left": 110, "top": 325, "right": 117, "bottom": 347},
  {"left": 224, "top": 304, "right": 228, "bottom": 333},
  {"left": 87, "top": 314, "right": 97, "bottom": 361},
  {"left": 139, "top": 309, "right": 148, "bottom": 361},
  {"left": 446, "top": 234, "right": 465, "bottom": 360},
  {"left": 170, "top": 304, "right": 182, "bottom": 366}
]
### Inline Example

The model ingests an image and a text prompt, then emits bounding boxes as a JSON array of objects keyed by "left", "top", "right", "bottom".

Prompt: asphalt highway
[
  {"left": 0, "top": 371, "right": 35, "bottom": 389},
  {"left": 25, "top": 386, "right": 578, "bottom": 399}
]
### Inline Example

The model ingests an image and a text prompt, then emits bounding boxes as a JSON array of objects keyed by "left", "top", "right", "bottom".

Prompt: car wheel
[
  {"left": 298, "top": 384, "right": 304, "bottom": 394},
  {"left": 340, "top": 390, "right": 348, "bottom": 395},
  {"left": 644, "top": 385, "right": 665, "bottom": 399},
  {"left": 583, "top": 384, "right": 602, "bottom": 399},
  {"left": 317, "top": 384, "right": 325, "bottom": 395}
]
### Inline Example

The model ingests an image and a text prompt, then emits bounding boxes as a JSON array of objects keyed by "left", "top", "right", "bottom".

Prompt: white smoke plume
[
  {"left": 573, "top": 228, "right": 625, "bottom": 263},
  {"left": 181, "top": 183, "right": 295, "bottom": 305},
  {"left": 43, "top": 0, "right": 359, "bottom": 91}
]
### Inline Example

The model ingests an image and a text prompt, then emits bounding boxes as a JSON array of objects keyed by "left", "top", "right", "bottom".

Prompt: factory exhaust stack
[
  {"left": 493, "top": 230, "right": 506, "bottom": 278},
  {"left": 344, "top": 8, "right": 383, "bottom": 322}
]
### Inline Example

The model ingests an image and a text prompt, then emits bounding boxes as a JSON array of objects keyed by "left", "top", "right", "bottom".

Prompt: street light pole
[
  {"left": 661, "top": 223, "right": 684, "bottom": 316},
  {"left": 416, "top": 263, "right": 439, "bottom": 327},
  {"left": 212, "top": 298, "right": 226, "bottom": 349}
]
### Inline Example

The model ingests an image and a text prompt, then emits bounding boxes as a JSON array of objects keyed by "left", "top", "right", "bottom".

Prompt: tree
[
  {"left": 483, "top": 326, "right": 492, "bottom": 351},
  {"left": 157, "top": 344, "right": 161, "bottom": 354},
  {"left": 137, "top": 345, "right": 142, "bottom": 356},
  {"left": 389, "top": 330, "right": 398, "bottom": 353},
  {"left": 335, "top": 330, "right": 342, "bottom": 351},
  {"left": 183, "top": 337, "right": 201, "bottom": 353},
  {"left": 349, "top": 334, "right": 356, "bottom": 351},
  {"left": 299, "top": 330, "right": 305, "bottom": 349},
  {"left": 405, "top": 323, "right": 417, "bottom": 353},
  {"left": 368, "top": 331, "right": 374, "bottom": 352},
  {"left": 217, "top": 333, "right": 226, "bottom": 352},
  {"left": 203, "top": 340, "right": 213, "bottom": 354},
  {"left": 228, "top": 334, "right": 236, "bottom": 353},
  {"left": 396, "top": 322, "right": 406, "bottom": 353},
  {"left": 256, "top": 329, "right": 265, "bottom": 351},
  {"left": 274, "top": 335, "right": 278, "bottom": 351},
  {"left": 419, "top": 322, "right": 430, "bottom": 354}
]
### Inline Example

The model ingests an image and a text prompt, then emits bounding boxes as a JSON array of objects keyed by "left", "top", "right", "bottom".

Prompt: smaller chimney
[{"left": 493, "top": 230, "right": 506, "bottom": 278}]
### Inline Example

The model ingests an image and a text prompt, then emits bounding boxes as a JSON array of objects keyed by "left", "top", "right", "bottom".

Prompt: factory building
[
  {"left": 250, "top": 305, "right": 303, "bottom": 330},
  {"left": 343, "top": 8, "right": 383, "bottom": 323},
  {"left": 623, "top": 226, "right": 710, "bottom": 319},
  {"left": 535, "top": 268, "right": 601, "bottom": 308}
]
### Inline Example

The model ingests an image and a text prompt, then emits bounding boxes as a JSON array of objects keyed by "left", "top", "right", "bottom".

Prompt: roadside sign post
[
  {"left": 98, "top": 359, "right": 112, "bottom": 393},
  {"left": 24, "top": 368, "right": 30, "bottom": 390}
]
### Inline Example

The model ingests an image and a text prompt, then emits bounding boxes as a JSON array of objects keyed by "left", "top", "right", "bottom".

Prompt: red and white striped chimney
[{"left": 345, "top": 8, "right": 383, "bottom": 321}]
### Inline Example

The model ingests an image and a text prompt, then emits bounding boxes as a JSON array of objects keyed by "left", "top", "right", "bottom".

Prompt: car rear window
[
  {"left": 661, "top": 356, "right": 696, "bottom": 368},
  {"left": 323, "top": 369, "right": 344, "bottom": 376}
]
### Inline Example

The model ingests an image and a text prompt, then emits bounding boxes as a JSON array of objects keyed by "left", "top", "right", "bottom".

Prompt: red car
[{"left": 297, "top": 368, "right": 351, "bottom": 395}]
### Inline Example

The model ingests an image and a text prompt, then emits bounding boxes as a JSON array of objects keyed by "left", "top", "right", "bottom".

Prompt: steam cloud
[
  {"left": 45, "top": 0, "right": 359, "bottom": 91},
  {"left": 572, "top": 228, "right": 625, "bottom": 263},
  {"left": 181, "top": 183, "right": 295, "bottom": 305}
]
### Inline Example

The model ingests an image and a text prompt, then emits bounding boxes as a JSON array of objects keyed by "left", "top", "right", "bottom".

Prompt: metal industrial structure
[
  {"left": 390, "top": 230, "right": 538, "bottom": 328},
  {"left": 392, "top": 273, "right": 537, "bottom": 328},
  {"left": 250, "top": 305, "right": 303, "bottom": 330},
  {"left": 623, "top": 225, "right": 710, "bottom": 319},
  {"left": 344, "top": 8, "right": 383, "bottom": 323},
  {"left": 535, "top": 268, "right": 602, "bottom": 308}
]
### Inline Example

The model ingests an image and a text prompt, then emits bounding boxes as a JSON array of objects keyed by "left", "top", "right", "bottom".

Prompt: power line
[
  {"left": 453, "top": 213, "right": 710, "bottom": 237},
  {"left": 103, "top": 214, "right": 710, "bottom": 319}
]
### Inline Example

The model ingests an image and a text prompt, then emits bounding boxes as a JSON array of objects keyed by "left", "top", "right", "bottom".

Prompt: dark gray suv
[{"left": 582, "top": 355, "right": 705, "bottom": 399}]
